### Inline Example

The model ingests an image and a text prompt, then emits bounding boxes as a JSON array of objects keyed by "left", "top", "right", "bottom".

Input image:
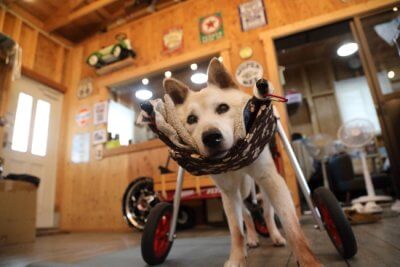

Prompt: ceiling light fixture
[
  {"left": 388, "top": 70, "right": 395, "bottom": 79},
  {"left": 190, "top": 63, "right": 198, "bottom": 71},
  {"left": 218, "top": 56, "right": 223, "bottom": 62},
  {"left": 337, "top": 42, "right": 359, "bottom": 57},
  {"left": 135, "top": 89, "right": 153, "bottom": 100},
  {"left": 393, "top": 7, "right": 398, "bottom": 12},
  {"left": 142, "top": 78, "right": 149, "bottom": 85},
  {"left": 191, "top": 72, "right": 207, "bottom": 84},
  {"left": 164, "top": 71, "right": 172, "bottom": 78}
]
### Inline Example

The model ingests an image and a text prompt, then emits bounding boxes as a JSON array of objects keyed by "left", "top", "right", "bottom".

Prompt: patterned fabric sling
[{"left": 139, "top": 79, "right": 285, "bottom": 176}]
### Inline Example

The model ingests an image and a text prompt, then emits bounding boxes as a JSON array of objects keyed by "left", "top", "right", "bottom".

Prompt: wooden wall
[
  {"left": 58, "top": 0, "right": 383, "bottom": 231},
  {"left": 0, "top": 6, "right": 70, "bottom": 86}
]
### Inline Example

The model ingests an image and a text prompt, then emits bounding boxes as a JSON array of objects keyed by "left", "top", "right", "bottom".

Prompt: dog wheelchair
[{"left": 139, "top": 80, "right": 357, "bottom": 265}]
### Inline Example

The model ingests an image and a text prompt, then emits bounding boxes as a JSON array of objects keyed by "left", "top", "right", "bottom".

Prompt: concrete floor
[{"left": 1, "top": 215, "right": 400, "bottom": 267}]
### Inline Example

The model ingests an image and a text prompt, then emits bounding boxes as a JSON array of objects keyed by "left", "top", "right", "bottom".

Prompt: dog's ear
[
  {"left": 207, "top": 58, "right": 237, "bottom": 89},
  {"left": 163, "top": 78, "right": 189, "bottom": 105}
]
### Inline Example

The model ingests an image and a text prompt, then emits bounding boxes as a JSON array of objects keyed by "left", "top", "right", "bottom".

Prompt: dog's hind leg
[
  {"left": 242, "top": 204, "right": 259, "bottom": 248},
  {"left": 260, "top": 190, "right": 286, "bottom": 246}
]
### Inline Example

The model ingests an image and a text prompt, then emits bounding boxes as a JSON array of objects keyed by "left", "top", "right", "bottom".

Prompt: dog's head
[{"left": 163, "top": 58, "right": 249, "bottom": 158}]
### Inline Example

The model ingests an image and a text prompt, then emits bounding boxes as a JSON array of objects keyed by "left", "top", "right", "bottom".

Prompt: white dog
[{"left": 163, "top": 58, "right": 322, "bottom": 267}]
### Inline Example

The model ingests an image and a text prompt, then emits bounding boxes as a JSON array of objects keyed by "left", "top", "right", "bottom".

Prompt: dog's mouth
[{"left": 206, "top": 149, "right": 229, "bottom": 159}]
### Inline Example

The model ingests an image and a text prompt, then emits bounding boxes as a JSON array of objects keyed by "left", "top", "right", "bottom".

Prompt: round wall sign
[{"left": 235, "top": 60, "right": 263, "bottom": 87}]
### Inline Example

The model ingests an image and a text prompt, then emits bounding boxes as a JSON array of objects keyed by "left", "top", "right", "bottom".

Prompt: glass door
[{"left": 355, "top": 5, "right": 400, "bottom": 190}]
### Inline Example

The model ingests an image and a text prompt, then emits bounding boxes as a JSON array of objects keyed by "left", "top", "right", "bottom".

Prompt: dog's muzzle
[{"left": 202, "top": 129, "right": 223, "bottom": 148}]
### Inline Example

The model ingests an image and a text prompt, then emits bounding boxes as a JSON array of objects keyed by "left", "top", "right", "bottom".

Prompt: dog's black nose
[{"left": 202, "top": 130, "right": 223, "bottom": 148}]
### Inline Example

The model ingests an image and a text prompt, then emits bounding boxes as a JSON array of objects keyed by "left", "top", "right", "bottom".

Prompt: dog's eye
[
  {"left": 187, "top": 115, "right": 198, "bottom": 124},
  {"left": 216, "top": 103, "right": 230, "bottom": 114}
]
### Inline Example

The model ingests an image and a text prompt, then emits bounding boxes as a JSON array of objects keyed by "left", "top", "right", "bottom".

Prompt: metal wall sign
[
  {"left": 235, "top": 60, "right": 264, "bottom": 87},
  {"left": 238, "top": 0, "right": 268, "bottom": 32},
  {"left": 199, "top": 12, "right": 224, "bottom": 43},
  {"left": 75, "top": 107, "right": 91, "bottom": 127},
  {"left": 163, "top": 27, "right": 183, "bottom": 53}
]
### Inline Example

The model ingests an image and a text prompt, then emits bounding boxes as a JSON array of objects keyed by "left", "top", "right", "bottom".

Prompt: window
[
  {"left": 31, "top": 100, "right": 51, "bottom": 156},
  {"left": 11, "top": 92, "right": 51, "bottom": 156},
  {"left": 11, "top": 92, "right": 33, "bottom": 152},
  {"left": 107, "top": 56, "right": 216, "bottom": 146}
]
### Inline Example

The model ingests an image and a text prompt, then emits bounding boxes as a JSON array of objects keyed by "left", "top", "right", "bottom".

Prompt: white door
[{"left": 2, "top": 76, "right": 63, "bottom": 228}]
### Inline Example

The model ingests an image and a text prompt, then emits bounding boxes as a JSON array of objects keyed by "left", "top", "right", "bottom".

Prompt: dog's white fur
[{"left": 163, "top": 58, "right": 322, "bottom": 267}]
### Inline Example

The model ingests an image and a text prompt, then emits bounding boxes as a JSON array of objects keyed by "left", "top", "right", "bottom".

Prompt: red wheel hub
[
  {"left": 255, "top": 219, "right": 269, "bottom": 235},
  {"left": 317, "top": 201, "right": 343, "bottom": 249},
  {"left": 153, "top": 211, "right": 172, "bottom": 258}
]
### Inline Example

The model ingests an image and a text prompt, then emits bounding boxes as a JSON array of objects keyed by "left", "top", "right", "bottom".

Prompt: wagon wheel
[{"left": 122, "top": 177, "right": 159, "bottom": 230}]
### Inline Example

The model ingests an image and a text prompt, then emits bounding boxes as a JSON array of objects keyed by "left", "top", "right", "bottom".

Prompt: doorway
[
  {"left": 270, "top": 4, "right": 399, "bottom": 192},
  {"left": 2, "top": 76, "right": 63, "bottom": 228}
]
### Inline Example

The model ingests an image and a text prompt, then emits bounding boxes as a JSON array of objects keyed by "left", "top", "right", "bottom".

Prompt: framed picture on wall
[
  {"left": 238, "top": 0, "right": 268, "bottom": 32},
  {"left": 93, "top": 101, "right": 108, "bottom": 125},
  {"left": 93, "top": 129, "right": 107, "bottom": 145},
  {"left": 71, "top": 132, "right": 90, "bottom": 163}
]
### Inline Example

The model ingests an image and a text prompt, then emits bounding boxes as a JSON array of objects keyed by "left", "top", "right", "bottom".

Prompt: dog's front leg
[
  {"left": 255, "top": 171, "right": 322, "bottom": 267},
  {"left": 220, "top": 190, "right": 246, "bottom": 267}
]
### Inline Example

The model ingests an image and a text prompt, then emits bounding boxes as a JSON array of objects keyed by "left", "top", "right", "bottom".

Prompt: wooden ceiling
[{"left": 3, "top": 0, "right": 184, "bottom": 43}]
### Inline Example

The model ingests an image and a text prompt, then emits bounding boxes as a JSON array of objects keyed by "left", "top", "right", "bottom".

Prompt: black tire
[
  {"left": 122, "top": 177, "right": 159, "bottom": 230},
  {"left": 113, "top": 44, "right": 129, "bottom": 60},
  {"left": 177, "top": 205, "right": 196, "bottom": 230},
  {"left": 141, "top": 202, "right": 174, "bottom": 265},
  {"left": 313, "top": 187, "right": 357, "bottom": 259}
]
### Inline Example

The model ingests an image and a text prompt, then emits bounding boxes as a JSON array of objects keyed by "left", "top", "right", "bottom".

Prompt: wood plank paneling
[
  {"left": 0, "top": 7, "right": 5, "bottom": 32},
  {"left": 2, "top": 12, "right": 17, "bottom": 37},
  {"left": 34, "top": 33, "right": 64, "bottom": 82},
  {"left": 19, "top": 23, "right": 38, "bottom": 68},
  {"left": 1, "top": 8, "right": 70, "bottom": 88},
  {"left": 314, "top": 94, "right": 342, "bottom": 136},
  {"left": 58, "top": 0, "right": 390, "bottom": 231}
]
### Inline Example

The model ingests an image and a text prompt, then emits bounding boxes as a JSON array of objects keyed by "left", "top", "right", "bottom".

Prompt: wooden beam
[
  {"left": 22, "top": 66, "right": 68, "bottom": 93},
  {"left": 45, "top": 0, "right": 119, "bottom": 32},
  {"left": 259, "top": 0, "right": 398, "bottom": 41},
  {"left": 261, "top": 36, "right": 301, "bottom": 215}
]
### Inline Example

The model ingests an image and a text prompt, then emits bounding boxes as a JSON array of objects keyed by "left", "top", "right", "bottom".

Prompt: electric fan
[
  {"left": 304, "top": 134, "right": 336, "bottom": 189},
  {"left": 338, "top": 119, "right": 392, "bottom": 213}
]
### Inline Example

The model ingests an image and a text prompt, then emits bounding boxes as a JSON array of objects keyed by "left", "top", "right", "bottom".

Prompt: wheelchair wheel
[
  {"left": 141, "top": 202, "right": 174, "bottom": 265},
  {"left": 313, "top": 187, "right": 357, "bottom": 259}
]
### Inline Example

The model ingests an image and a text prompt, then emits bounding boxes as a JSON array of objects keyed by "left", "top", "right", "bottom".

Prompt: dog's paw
[
  {"left": 247, "top": 239, "right": 259, "bottom": 248},
  {"left": 271, "top": 231, "right": 286, "bottom": 247},
  {"left": 224, "top": 259, "right": 246, "bottom": 267},
  {"left": 246, "top": 233, "right": 259, "bottom": 248}
]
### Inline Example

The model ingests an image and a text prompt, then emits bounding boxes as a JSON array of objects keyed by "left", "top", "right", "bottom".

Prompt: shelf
[
  {"left": 95, "top": 57, "right": 136, "bottom": 76},
  {"left": 103, "top": 139, "right": 165, "bottom": 158}
]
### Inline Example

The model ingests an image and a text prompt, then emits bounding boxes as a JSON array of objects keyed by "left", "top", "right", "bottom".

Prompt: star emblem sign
[{"left": 201, "top": 15, "right": 221, "bottom": 34}]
